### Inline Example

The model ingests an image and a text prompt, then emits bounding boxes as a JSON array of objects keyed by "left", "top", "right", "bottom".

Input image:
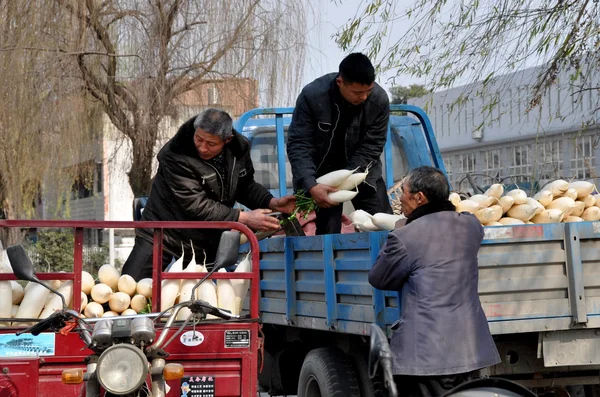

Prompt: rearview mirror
[
  {"left": 7, "top": 245, "right": 39, "bottom": 283},
  {"left": 213, "top": 230, "right": 240, "bottom": 271}
]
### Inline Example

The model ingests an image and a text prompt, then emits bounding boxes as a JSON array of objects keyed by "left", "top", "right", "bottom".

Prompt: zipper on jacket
[
  {"left": 229, "top": 157, "right": 236, "bottom": 198},
  {"left": 203, "top": 161, "right": 225, "bottom": 202},
  {"left": 316, "top": 103, "right": 341, "bottom": 172}
]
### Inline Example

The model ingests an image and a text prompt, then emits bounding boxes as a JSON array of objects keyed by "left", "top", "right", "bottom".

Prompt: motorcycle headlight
[{"left": 96, "top": 344, "right": 148, "bottom": 395}]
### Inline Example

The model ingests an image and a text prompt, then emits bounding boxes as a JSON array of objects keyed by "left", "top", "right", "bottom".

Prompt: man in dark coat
[
  {"left": 369, "top": 166, "right": 500, "bottom": 397},
  {"left": 286, "top": 53, "right": 393, "bottom": 235},
  {"left": 122, "top": 108, "right": 295, "bottom": 281}
]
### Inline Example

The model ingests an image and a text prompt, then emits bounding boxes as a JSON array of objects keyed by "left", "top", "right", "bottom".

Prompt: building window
[
  {"left": 508, "top": 144, "right": 531, "bottom": 183},
  {"left": 482, "top": 149, "right": 502, "bottom": 185},
  {"left": 443, "top": 156, "right": 453, "bottom": 187},
  {"left": 456, "top": 152, "right": 477, "bottom": 191},
  {"left": 534, "top": 140, "right": 563, "bottom": 181},
  {"left": 571, "top": 134, "right": 597, "bottom": 179}
]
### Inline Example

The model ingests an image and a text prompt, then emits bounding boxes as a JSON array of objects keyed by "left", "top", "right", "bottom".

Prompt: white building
[{"left": 410, "top": 64, "right": 599, "bottom": 193}]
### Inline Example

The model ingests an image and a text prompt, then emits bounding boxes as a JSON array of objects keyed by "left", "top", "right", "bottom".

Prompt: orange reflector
[
  {"left": 61, "top": 368, "right": 84, "bottom": 384},
  {"left": 163, "top": 363, "right": 184, "bottom": 381}
]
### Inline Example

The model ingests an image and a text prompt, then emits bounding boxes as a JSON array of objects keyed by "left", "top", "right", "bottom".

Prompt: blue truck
[{"left": 233, "top": 105, "right": 600, "bottom": 397}]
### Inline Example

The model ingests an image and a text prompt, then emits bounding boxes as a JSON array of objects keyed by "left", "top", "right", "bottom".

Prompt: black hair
[
  {"left": 338, "top": 53, "right": 375, "bottom": 85},
  {"left": 193, "top": 108, "right": 233, "bottom": 140},
  {"left": 405, "top": 166, "right": 450, "bottom": 203}
]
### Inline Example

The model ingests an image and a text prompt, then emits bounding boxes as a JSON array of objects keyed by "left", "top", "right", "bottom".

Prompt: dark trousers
[
  {"left": 316, "top": 176, "right": 393, "bottom": 235},
  {"left": 121, "top": 237, "right": 174, "bottom": 281},
  {"left": 394, "top": 372, "right": 472, "bottom": 397}
]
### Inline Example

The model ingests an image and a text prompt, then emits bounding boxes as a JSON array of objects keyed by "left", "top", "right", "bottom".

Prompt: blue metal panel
[
  {"left": 322, "top": 234, "right": 338, "bottom": 329},
  {"left": 275, "top": 114, "right": 287, "bottom": 198},
  {"left": 284, "top": 237, "right": 297, "bottom": 325},
  {"left": 384, "top": 126, "right": 394, "bottom": 189},
  {"left": 370, "top": 232, "right": 386, "bottom": 327}
]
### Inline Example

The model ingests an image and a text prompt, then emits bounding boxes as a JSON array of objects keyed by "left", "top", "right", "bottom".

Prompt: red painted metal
[{"left": 0, "top": 220, "right": 261, "bottom": 397}]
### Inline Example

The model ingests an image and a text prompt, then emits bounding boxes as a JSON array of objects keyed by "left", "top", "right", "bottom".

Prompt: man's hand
[
  {"left": 238, "top": 209, "right": 281, "bottom": 231},
  {"left": 309, "top": 184, "right": 339, "bottom": 208},
  {"left": 269, "top": 195, "right": 296, "bottom": 214}
]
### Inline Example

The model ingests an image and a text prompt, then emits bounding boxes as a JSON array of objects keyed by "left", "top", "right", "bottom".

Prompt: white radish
[
  {"left": 571, "top": 201, "right": 586, "bottom": 217},
  {"left": 356, "top": 218, "right": 381, "bottom": 231},
  {"left": 569, "top": 181, "right": 595, "bottom": 199},
  {"left": 488, "top": 205, "right": 503, "bottom": 222},
  {"left": 81, "top": 271, "right": 95, "bottom": 295},
  {"left": 80, "top": 292, "right": 88, "bottom": 312},
  {"left": 531, "top": 209, "right": 565, "bottom": 224},
  {"left": 15, "top": 282, "right": 51, "bottom": 321},
  {"left": 583, "top": 195, "right": 596, "bottom": 208},
  {"left": 582, "top": 206, "right": 600, "bottom": 222},
  {"left": 85, "top": 302, "right": 105, "bottom": 318},
  {"left": 469, "top": 194, "right": 496, "bottom": 208},
  {"left": 11, "top": 305, "right": 18, "bottom": 318},
  {"left": 91, "top": 283, "right": 113, "bottom": 304},
  {"left": 498, "top": 196, "right": 515, "bottom": 213},
  {"left": 525, "top": 197, "right": 544, "bottom": 215},
  {"left": 231, "top": 252, "right": 252, "bottom": 316},
  {"left": 484, "top": 184, "right": 504, "bottom": 199},
  {"left": 370, "top": 213, "right": 404, "bottom": 230},
  {"left": 507, "top": 203, "right": 538, "bottom": 221},
  {"left": 498, "top": 217, "right": 526, "bottom": 225},
  {"left": 456, "top": 200, "right": 480, "bottom": 214},
  {"left": 196, "top": 264, "right": 218, "bottom": 320},
  {"left": 565, "top": 216, "right": 584, "bottom": 222},
  {"left": 98, "top": 265, "right": 120, "bottom": 291},
  {"left": 349, "top": 210, "right": 372, "bottom": 225},
  {"left": 109, "top": 292, "right": 131, "bottom": 314},
  {"left": 11, "top": 281, "right": 24, "bottom": 305},
  {"left": 161, "top": 252, "right": 184, "bottom": 312},
  {"left": 506, "top": 189, "right": 528, "bottom": 205},
  {"left": 546, "top": 197, "right": 576, "bottom": 218},
  {"left": 40, "top": 281, "right": 73, "bottom": 319},
  {"left": 117, "top": 274, "right": 137, "bottom": 296},
  {"left": 485, "top": 221, "right": 503, "bottom": 226},
  {"left": 542, "top": 180, "right": 569, "bottom": 197},
  {"left": 177, "top": 246, "right": 199, "bottom": 321},
  {"left": 475, "top": 207, "right": 497, "bottom": 224},
  {"left": 216, "top": 268, "right": 236, "bottom": 316},
  {"left": 136, "top": 278, "right": 153, "bottom": 299},
  {"left": 130, "top": 294, "right": 148, "bottom": 313},
  {"left": 102, "top": 311, "right": 119, "bottom": 318},
  {"left": 328, "top": 189, "right": 358, "bottom": 203},
  {"left": 564, "top": 188, "right": 578, "bottom": 200},
  {"left": 316, "top": 167, "right": 359, "bottom": 187},
  {"left": 0, "top": 281, "right": 11, "bottom": 324},
  {"left": 121, "top": 309, "right": 138, "bottom": 316},
  {"left": 449, "top": 192, "right": 461, "bottom": 206},
  {"left": 337, "top": 172, "right": 368, "bottom": 190},
  {"left": 533, "top": 190, "right": 553, "bottom": 207}
]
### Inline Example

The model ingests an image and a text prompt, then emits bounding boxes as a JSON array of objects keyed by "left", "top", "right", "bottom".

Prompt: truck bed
[{"left": 256, "top": 220, "right": 600, "bottom": 336}]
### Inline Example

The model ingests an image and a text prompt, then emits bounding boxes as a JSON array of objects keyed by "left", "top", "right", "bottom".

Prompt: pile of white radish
[
  {"left": 316, "top": 166, "right": 371, "bottom": 203},
  {"left": 5, "top": 247, "right": 254, "bottom": 324},
  {"left": 349, "top": 210, "right": 405, "bottom": 231},
  {"left": 451, "top": 180, "right": 600, "bottom": 226}
]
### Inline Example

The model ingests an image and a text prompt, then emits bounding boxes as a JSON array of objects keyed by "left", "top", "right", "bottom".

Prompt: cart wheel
[
  {"left": 349, "top": 352, "right": 387, "bottom": 397},
  {"left": 297, "top": 348, "right": 360, "bottom": 397}
]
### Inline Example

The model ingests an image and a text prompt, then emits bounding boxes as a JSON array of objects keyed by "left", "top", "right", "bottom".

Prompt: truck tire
[
  {"left": 298, "top": 348, "right": 361, "bottom": 397},
  {"left": 349, "top": 352, "right": 387, "bottom": 397}
]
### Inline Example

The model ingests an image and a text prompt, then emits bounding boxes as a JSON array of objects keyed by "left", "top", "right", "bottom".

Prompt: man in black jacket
[
  {"left": 287, "top": 53, "right": 393, "bottom": 234},
  {"left": 122, "top": 108, "right": 295, "bottom": 281}
]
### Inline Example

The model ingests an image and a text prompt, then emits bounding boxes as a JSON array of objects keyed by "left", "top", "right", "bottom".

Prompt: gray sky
[{"left": 301, "top": 0, "right": 417, "bottom": 98}]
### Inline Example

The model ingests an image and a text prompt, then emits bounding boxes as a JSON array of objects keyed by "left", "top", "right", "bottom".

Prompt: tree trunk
[
  {"left": 127, "top": 123, "right": 159, "bottom": 197},
  {"left": 0, "top": 200, "right": 26, "bottom": 249}
]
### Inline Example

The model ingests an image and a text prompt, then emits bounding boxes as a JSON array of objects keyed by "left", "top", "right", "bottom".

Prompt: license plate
[{"left": 543, "top": 329, "right": 600, "bottom": 367}]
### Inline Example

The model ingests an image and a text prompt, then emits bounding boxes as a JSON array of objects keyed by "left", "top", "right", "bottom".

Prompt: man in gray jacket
[
  {"left": 287, "top": 53, "right": 393, "bottom": 234},
  {"left": 369, "top": 166, "right": 500, "bottom": 397}
]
